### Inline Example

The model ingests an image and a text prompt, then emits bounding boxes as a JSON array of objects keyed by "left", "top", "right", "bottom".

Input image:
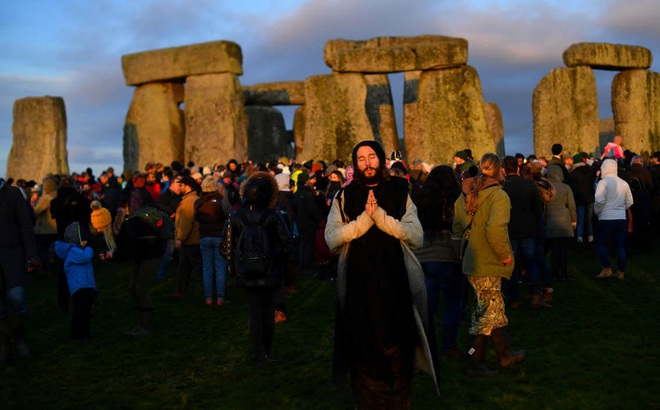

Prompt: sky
[{"left": 1, "top": 0, "right": 659, "bottom": 178}]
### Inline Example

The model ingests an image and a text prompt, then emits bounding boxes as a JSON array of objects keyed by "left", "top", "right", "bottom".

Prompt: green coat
[{"left": 453, "top": 183, "right": 514, "bottom": 279}]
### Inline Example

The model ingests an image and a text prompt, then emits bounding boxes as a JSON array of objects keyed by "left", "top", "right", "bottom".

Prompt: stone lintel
[{"left": 122, "top": 40, "right": 243, "bottom": 86}]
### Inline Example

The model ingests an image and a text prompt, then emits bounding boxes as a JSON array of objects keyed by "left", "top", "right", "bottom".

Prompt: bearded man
[{"left": 325, "top": 141, "right": 440, "bottom": 408}]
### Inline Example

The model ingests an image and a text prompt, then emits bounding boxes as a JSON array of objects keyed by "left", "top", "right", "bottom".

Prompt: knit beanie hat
[
  {"left": 455, "top": 150, "right": 469, "bottom": 161},
  {"left": 297, "top": 172, "right": 310, "bottom": 186},
  {"left": 90, "top": 200, "right": 112, "bottom": 230},
  {"left": 351, "top": 140, "right": 386, "bottom": 168},
  {"left": 201, "top": 176, "right": 218, "bottom": 193},
  {"left": 64, "top": 222, "right": 89, "bottom": 245}
]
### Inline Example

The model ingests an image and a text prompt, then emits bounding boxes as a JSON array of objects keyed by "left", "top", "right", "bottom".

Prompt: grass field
[{"left": 1, "top": 241, "right": 658, "bottom": 409}]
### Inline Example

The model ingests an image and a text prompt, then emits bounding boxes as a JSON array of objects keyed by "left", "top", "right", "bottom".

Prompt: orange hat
[{"left": 90, "top": 201, "right": 112, "bottom": 230}]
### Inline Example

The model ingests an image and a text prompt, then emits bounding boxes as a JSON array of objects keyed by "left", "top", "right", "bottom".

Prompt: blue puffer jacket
[{"left": 54, "top": 241, "right": 96, "bottom": 295}]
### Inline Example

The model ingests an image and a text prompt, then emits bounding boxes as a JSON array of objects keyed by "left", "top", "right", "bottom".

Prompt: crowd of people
[{"left": 1, "top": 135, "right": 659, "bottom": 408}]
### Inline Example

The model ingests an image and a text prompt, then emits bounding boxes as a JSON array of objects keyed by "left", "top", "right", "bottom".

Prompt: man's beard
[{"left": 356, "top": 165, "right": 382, "bottom": 185}]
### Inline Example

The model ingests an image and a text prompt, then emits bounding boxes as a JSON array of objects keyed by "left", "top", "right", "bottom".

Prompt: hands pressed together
[{"left": 365, "top": 190, "right": 379, "bottom": 216}]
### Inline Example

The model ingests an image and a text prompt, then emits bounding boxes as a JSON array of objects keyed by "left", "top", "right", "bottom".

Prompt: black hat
[{"left": 352, "top": 140, "right": 386, "bottom": 167}]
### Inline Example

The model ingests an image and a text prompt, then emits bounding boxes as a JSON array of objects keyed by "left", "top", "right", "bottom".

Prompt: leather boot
[
  {"left": 491, "top": 327, "right": 526, "bottom": 367},
  {"left": 466, "top": 335, "right": 498, "bottom": 376},
  {"left": 13, "top": 315, "right": 30, "bottom": 358},
  {"left": 531, "top": 294, "right": 552, "bottom": 309},
  {"left": 595, "top": 267, "right": 613, "bottom": 279},
  {"left": 0, "top": 320, "right": 10, "bottom": 364}
]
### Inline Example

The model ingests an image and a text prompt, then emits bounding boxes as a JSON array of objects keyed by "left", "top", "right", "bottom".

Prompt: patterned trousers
[{"left": 467, "top": 275, "right": 508, "bottom": 336}]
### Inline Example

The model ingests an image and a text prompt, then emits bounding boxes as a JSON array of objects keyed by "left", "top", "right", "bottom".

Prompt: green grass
[{"left": 2, "top": 242, "right": 659, "bottom": 410}]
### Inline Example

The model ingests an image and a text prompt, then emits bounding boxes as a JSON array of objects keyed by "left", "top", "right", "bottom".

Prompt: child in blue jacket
[{"left": 54, "top": 222, "right": 97, "bottom": 342}]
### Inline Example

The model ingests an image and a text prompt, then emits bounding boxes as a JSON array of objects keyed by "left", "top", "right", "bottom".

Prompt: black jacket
[
  {"left": 154, "top": 188, "right": 181, "bottom": 218},
  {"left": 50, "top": 187, "right": 91, "bottom": 239},
  {"left": 293, "top": 185, "right": 323, "bottom": 234},
  {"left": 221, "top": 207, "right": 292, "bottom": 289},
  {"left": 569, "top": 163, "right": 596, "bottom": 206},
  {"left": 113, "top": 216, "right": 165, "bottom": 262},
  {"left": 503, "top": 175, "right": 543, "bottom": 239}
]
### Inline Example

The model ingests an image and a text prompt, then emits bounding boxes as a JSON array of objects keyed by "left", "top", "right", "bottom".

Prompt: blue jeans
[
  {"left": 510, "top": 237, "right": 541, "bottom": 295},
  {"left": 596, "top": 219, "right": 627, "bottom": 271},
  {"left": 157, "top": 239, "right": 176, "bottom": 280},
  {"left": 576, "top": 204, "right": 594, "bottom": 240},
  {"left": 0, "top": 286, "right": 27, "bottom": 318},
  {"left": 421, "top": 262, "right": 465, "bottom": 352},
  {"left": 200, "top": 237, "right": 227, "bottom": 299}
]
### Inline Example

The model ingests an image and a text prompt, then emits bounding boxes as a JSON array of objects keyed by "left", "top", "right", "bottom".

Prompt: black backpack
[
  {"left": 126, "top": 206, "right": 174, "bottom": 240},
  {"left": 235, "top": 210, "right": 272, "bottom": 280}
]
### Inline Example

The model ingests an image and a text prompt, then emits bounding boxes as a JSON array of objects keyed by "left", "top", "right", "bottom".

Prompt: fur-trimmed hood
[{"left": 240, "top": 171, "right": 279, "bottom": 209}]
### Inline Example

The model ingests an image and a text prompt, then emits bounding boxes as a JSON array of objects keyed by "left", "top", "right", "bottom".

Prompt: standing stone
[
  {"left": 243, "top": 82, "right": 305, "bottom": 105},
  {"left": 293, "top": 106, "right": 306, "bottom": 160},
  {"left": 563, "top": 43, "right": 653, "bottom": 71},
  {"left": 533, "top": 66, "right": 599, "bottom": 157},
  {"left": 123, "top": 82, "right": 184, "bottom": 172},
  {"left": 245, "top": 106, "right": 289, "bottom": 164},
  {"left": 403, "top": 71, "right": 422, "bottom": 158},
  {"left": 122, "top": 40, "right": 243, "bottom": 86},
  {"left": 301, "top": 73, "right": 375, "bottom": 163},
  {"left": 8, "top": 96, "right": 69, "bottom": 180},
  {"left": 325, "top": 35, "right": 468, "bottom": 73},
  {"left": 406, "top": 66, "right": 495, "bottom": 166},
  {"left": 484, "top": 102, "right": 505, "bottom": 158},
  {"left": 185, "top": 73, "right": 247, "bottom": 167},
  {"left": 612, "top": 69, "right": 660, "bottom": 155},
  {"left": 365, "top": 74, "right": 399, "bottom": 154}
]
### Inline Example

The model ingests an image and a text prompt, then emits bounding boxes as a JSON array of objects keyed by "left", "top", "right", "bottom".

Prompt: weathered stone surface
[
  {"left": 8, "top": 96, "right": 69, "bottom": 180},
  {"left": 184, "top": 73, "right": 247, "bottom": 167},
  {"left": 533, "top": 66, "right": 599, "bottom": 157},
  {"left": 245, "top": 106, "right": 289, "bottom": 163},
  {"left": 325, "top": 35, "right": 468, "bottom": 73},
  {"left": 122, "top": 40, "right": 243, "bottom": 86},
  {"left": 293, "top": 106, "right": 306, "bottom": 159},
  {"left": 405, "top": 66, "right": 495, "bottom": 166},
  {"left": 301, "top": 73, "right": 379, "bottom": 163},
  {"left": 244, "top": 81, "right": 305, "bottom": 105},
  {"left": 365, "top": 74, "right": 399, "bottom": 154},
  {"left": 123, "top": 82, "right": 185, "bottom": 172},
  {"left": 612, "top": 69, "right": 660, "bottom": 155},
  {"left": 484, "top": 102, "right": 505, "bottom": 158},
  {"left": 563, "top": 42, "right": 653, "bottom": 71}
]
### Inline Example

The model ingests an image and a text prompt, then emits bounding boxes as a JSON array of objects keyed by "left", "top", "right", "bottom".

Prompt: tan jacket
[{"left": 175, "top": 191, "right": 200, "bottom": 245}]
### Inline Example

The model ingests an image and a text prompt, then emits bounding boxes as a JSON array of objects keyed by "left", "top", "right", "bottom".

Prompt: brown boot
[
  {"left": 531, "top": 294, "right": 552, "bottom": 309},
  {"left": 595, "top": 268, "right": 613, "bottom": 279},
  {"left": 491, "top": 327, "right": 527, "bottom": 367},
  {"left": 616, "top": 271, "right": 625, "bottom": 280},
  {"left": 466, "top": 335, "right": 498, "bottom": 376}
]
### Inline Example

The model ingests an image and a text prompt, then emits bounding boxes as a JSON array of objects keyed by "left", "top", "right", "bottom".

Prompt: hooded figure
[
  {"left": 594, "top": 159, "right": 634, "bottom": 280},
  {"left": 220, "top": 171, "right": 293, "bottom": 365},
  {"left": 325, "top": 140, "right": 440, "bottom": 407}
]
